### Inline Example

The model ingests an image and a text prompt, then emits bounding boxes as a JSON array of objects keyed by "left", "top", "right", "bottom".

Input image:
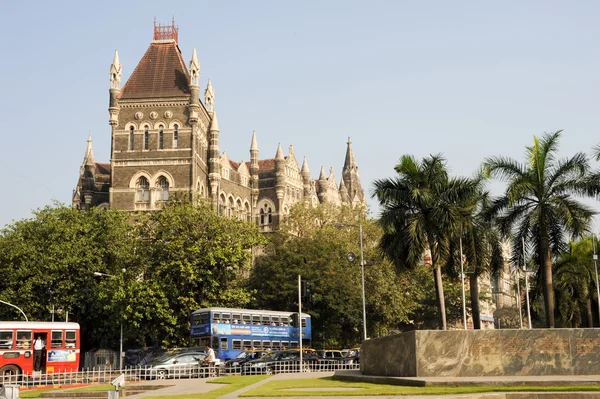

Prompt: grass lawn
[
  {"left": 138, "top": 375, "right": 270, "bottom": 399},
  {"left": 240, "top": 376, "right": 600, "bottom": 397},
  {"left": 20, "top": 383, "right": 117, "bottom": 398}
]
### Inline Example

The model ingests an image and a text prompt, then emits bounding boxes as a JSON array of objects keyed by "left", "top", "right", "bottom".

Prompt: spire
[
  {"left": 204, "top": 79, "right": 214, "bottom": 111},
  {"left": 289, "top": 145, "right": 295, "bottom": 157},
  {"left": 109, "top": 50, "right": 122, "bottom": 89},
  {"left": 84, "top": 134, "right": 95, "bottom": 166},
  {"left": 319, "top": 166, "right": 326, "bottom": 180},
  {"left": 328, "top": 166, "right": 335, "bottom": 180},
  {"left": 343, "top": 137, "right": 357, "bottom": 171},
  {"left": 301, "top": 157, "right": 310, "bottom": 174},
  {"left": 250, "top": 130, "right": 258, "bottom": 152},
  {"left": 189, "top": 47, "right": 200, "bottom": 86},
  {"left": 275, "top": 143, "right": 285, "bottom": 160},
  {"left": 339, "top": 178, "right": 347, "bottom": 192},
  {"left": 210, "top": 111, "right": 219, "bottom": 131}
]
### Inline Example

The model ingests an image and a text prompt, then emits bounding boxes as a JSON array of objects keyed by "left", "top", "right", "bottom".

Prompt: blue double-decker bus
[{"left": 190, "top": 307, "right": 312, "bottom": 360}]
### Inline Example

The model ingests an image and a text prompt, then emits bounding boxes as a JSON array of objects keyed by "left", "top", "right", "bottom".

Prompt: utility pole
[{"left": 298, "top": 274, "right": 303, "bottom": 371}]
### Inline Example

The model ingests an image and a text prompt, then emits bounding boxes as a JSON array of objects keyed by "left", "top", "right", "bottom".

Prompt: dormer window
[
  {"left": 144, "top": 126, "right": 149, "bottom": 150},
  {"left": 223, "top": 168, "right": 230, "bottom": 179},
  {"left": 159, "top": 126, "right": 164, "bottom": 149},
  {"left": 129, "top": 126, "right": 134, "bottom": 150},
  {"left": 173, "top": 124, "right": 179, "bottom": 148}
]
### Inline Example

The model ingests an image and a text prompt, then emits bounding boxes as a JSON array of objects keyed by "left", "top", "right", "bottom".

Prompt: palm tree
[
  {"left": 373, "top": 154, "right": 479, "bottom": 330},
  {"left": 484, "top": 131, "right": 597, "bottom": 328}
]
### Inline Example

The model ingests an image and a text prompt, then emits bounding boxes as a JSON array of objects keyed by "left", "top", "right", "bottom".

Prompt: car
[
  {"left": 316, "top": 349, "right": 344, "bottom": 370},
  {"left": 224, "top": 350, "right": 270, "bottom": 373},
  {"left": 139, "top": 351, "right": 206, "bottom": 379},
  {"left": 241, "top": 349, "right": 319, "bottom": 375},
  {"left": 341, "top": 347, "right": 360, "bottom": 367}
]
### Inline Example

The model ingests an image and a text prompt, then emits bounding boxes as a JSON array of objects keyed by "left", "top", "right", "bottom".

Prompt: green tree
[
  {"left": 484, "top": 131, "right": 597, "bottom": 328},
  {"left": 373, "top": 154, "right": 480, "bottom": 330}
]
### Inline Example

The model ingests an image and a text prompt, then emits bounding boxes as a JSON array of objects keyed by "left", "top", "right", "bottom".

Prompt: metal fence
[{"left": 1, "top": 360, "right": 359, "bottom": 386}]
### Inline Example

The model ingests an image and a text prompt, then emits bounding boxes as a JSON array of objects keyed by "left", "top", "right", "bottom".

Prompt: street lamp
[
  {"left": 593, "top": 234, "right": 600, "bottom": 325},
  {"left": 522, "top": 238, "right": 532, "bottom": 329},
  {"left": 335, "top": 222, "right": 367, "bottom": 341},
  {"left": 0, "top": 299, "right": 28, "bottom": 322},
  {"left": 93, "top": 269, "right": 126, "bottom": 369}
]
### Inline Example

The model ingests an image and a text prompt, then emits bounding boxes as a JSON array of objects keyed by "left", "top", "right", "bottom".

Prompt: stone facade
[{"left": 72, "top": 21, "right": 365, "bottom": 229}]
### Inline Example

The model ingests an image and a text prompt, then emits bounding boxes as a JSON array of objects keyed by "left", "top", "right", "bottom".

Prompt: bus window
[
  {"left": 281, "top": 317, "right": 289, "bottom": 326},
  {"left": 272, "top": 340, "right": 280, "bottom": 349},
  {"left": 65, "top": 330, "right": 76, "bottom": 348},
  {"left": 192, "top": 314, "right": 201, "bottom": 325},
  {"left": 243, "top": 340, "right": 251, "bottom": 349},
  {"left": 252, "top": 340, "right": 261, "bottom": 349},
  {"left": 242, "top": 314, "right": 251, "bottom": 325},
  {"left": 221, "top": 338, "right": 228, "bottom": 350},
  {"left": 232, "top": 313, "right": 241, "bottom": 324},
  {"left": 262, "top": 341, "right": 272, "bottom": 349},
  {"left": 51, "top": 330, "right": 63, "bottom": 348},
  {"left": 272, "top": 316, "right": 280, "bottom": 326},
  {"left": 200, "top": 313, "right": 209, "bottom": 325},
  {"left": 213, "top": 313, "right": 221, "bottom": 324},
  {"left": 16, "top": 331, "right": 32, "bottom": 349},
  {"left": 0, "top": 331, "right": 13, "bottom": 349},
  {"left": 290, "top": 341, "right": 298, "bottom": 348},
  {"left": 232, "top": 339, "right": 242, "bottom": 350},
  {"left": 301, "top": 318, "right": 307, "bottom": 328},
  {"left": 222, "top": 313, "right": 231, "bottom": 324},
  {"left": 281, "top": 340, "right": 289, "bottom": 349},
  {"left": 200, "top": 337, "right": 210, "bottom": 348},
  {"left": 252, "top": 315, "right": 260, "bottom": 325}
]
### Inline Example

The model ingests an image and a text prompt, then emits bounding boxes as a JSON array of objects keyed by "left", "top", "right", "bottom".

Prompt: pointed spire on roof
[
  {"left": 328, "top": 166, "right": 335, "bottom": 180},
  {"left": 109, "top": 50, "right": 122, "bottom": 89},
  {"left": 319, "top": 166, "right": 327, "bottom": 180},
  {"left": 289, "top": 145, "right": 295, "bottom": 156},
  {"left": 339, "top": 178, "right": 347, "bottom": 191},
  {"left": 204, "top": 79, "right": 215, "bottom": 111},
  {"left": 275, "top": 143, "right": 285, "bottom": 160},
  {"left": 84, "top": 134, "right": 95, "bottom": 166},
  {"left": 250, "top": 130, "right": 259, "bottom": 152},
  {"left": 343, "top": 137, "right": 357, "bottom": 172},
  {"left": 210, "top": 111, "right": 219, "bottom": 131},
  {"left": 301, "top": 156, "right": 310, "bottom": 174},
  {"left": 189, "top": 47, "right": 200, "bottom": 86}
]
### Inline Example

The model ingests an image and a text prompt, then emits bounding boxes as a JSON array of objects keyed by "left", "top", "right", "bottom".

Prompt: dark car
[
  {"left": 316, "top": 349, "right": 344, "bottom": 370},
  {"left": 341, "top": 348, "right": 360, "bottom": 367},
  {"left": 139, "top": 351, "right": 206, "bottom": 379},
  {"left": 242, "top": 349, "right": 319, "bottom": 375},
  {"left": 224, "top": 350, "right": 269, "bottom": 373}
]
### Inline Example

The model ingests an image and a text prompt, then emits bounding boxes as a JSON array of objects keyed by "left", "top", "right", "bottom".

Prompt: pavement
[{"left": 117, "top": 371, "right": 600, "bottom": 399}]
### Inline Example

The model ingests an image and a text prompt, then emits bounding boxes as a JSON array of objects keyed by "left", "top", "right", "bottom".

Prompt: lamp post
[
  {"left": 522, "top": 238, "right": 532, "bottom": 329},
  {"left": 459, "top": 237, "right": 467, "bottom": 330},
  {"left": 593, "top": 234, "right": 600, "bottom": 325},
  {"left": 335, "top": 222, "right": 367, "bottom": 341},
  {"left": 513, "top": 265, "right": 523, "bottom": 329},
  {"left": 93, "top": 270, "right": 125, "bottom": 369},
  {"left": 0, "top": 300, "right": 28, "bottom": 322}
]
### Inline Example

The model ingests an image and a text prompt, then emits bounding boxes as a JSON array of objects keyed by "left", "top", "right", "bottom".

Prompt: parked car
[
  {"left": 224, "top": 350, "right": 270, "bottom": 373},
  {"left": 139, "top": 351, "right": 206, "bottom": 379},
  {"left": 342, "top": 347, "right": 360, "bottom": 366},
  {"left": 316, "top": 349, "right": 344, "bottom": 370},
  {"left": 242, "top": 349, "right": 319, "bottom": 375}
]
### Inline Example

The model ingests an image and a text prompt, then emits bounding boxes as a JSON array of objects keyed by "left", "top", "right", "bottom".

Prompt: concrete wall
[{"left": 361, "top": 329, "right": 600, "bottom": 377}]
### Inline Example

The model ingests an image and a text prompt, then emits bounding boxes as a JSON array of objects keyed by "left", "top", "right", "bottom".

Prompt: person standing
[{"left": 33, "top": 336, "right": 44, "bottom": 371}]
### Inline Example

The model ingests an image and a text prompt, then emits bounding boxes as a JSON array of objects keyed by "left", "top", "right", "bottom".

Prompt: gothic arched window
[
  {"left": 159, "top": 125, "right": 164, "bottom": 149},
  {"left": 144, "top": 126, "right": 149, "bottom": 150},
  {"left": 260, "top": 203, "right": 272, "bottom": 225},
  {"left": 129, "top": 126, "right": 134, "bottom": 151},
  {"left": 157, "top": 176, "right": 169, "bottom": 201},
  {"left": 136, "top": 176, "right": 150, "bottom": 203},
  {"left": 173, "top": 124, "right": 179, "bottom": 149}
]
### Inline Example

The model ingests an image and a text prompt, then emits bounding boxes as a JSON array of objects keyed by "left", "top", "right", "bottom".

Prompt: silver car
[{"left": 140, "top": 351, "right": 206, "bottom": 379}]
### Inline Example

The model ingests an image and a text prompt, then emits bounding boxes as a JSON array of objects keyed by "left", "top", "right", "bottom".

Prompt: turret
[
  {"left": 250, "top": 131, "right": 259, "bottom": 219},
  {"left": 208, "top": 111, "right": 221, "bottom": 206},
  {"left": 301, "top": 157, "right": 311, "bottom": 197},
  {"left": 274, "top": 143, "right": 286, "bottom": 206},
  {"left": 82, "top": 135, "right": 96, "bottom": 208},
  {"left": 317, "top": 166, "right": 327, "bottom": 202},
  {"left": 188, "top": 48, "right": 201, "bottom": 122},
  {"left": 205, "top": 79, "right": 215, "bottom": 112},
  {"left": 108, "top": 50, "right": 122, "bottom": 126},
  {"left": 339, "top": 179, "right": 349, "bottom": 204},
  {"left": 342, "top": 138, "right": 365, "bottom": 205}
]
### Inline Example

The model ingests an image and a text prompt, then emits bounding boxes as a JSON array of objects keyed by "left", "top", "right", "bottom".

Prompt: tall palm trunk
[
  {"left": 433, "top": 263, "right": 447, "bottom": 330},
  {"left": 540, "top": 236, "right": 555, "bottom": 328},
  {"left": 586, "top": 298, "right": 593, "bottom": 328},
  {"left": 470, "top": 272, "right": 481, "bottom": 329}
]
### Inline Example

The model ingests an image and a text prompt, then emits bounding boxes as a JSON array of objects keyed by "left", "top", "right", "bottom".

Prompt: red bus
[{"left": 0, "top": 322, "right": 80, "bottom": 378}]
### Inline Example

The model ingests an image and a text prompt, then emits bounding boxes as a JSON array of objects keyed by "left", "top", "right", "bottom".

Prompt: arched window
[
  {"left": 260, "top": 203, "right": 272, "bottom": 225},
  {"left": 144, "top": 126, "right": 149, "bottom": 150},
  {"left": 173, "top": 124, "right": 179, "bottom": 148},
  {"left": 156, "top": 176, "right": 169, "bottom": 201},
  {"left": 159, "top": 125, "right": 164, "bottom": 149},
  {"left": 136, "top": 176, "right": 150, "bottom": 203},
  {"left": 129, "top": 126, "right": 134, "bottom": 150}
]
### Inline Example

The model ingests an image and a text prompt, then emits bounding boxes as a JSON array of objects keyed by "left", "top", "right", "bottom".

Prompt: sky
[{"left": 1, "top": 1, "right": 599, "bottom": 229}]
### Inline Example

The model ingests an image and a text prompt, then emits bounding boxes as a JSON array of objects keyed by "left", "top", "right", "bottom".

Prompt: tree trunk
[
  {"left": 470, "top": 273, "right": 481, "bottom": 329},
  {"left": 433, "top": 263, "right": 447, "bottom": 330},
  {"left": 586, "top": 298, "right": 593, "bottom": 328},
  {"left": 540, "top": 236, "right": 555, "bottom": 328}
]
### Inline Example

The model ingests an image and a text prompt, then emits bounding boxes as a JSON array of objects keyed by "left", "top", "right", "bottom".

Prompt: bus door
[{"left": 33, "top": 332, "right": 48, "bottom": 373}]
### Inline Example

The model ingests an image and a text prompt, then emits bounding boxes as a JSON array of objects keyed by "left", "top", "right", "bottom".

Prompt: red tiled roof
[
  {"left": 258, "top": 159, "right": 275, "bottom": 171},
  {"left": 229, "top": 160, "right": 240, "bottom": 169},
  {"left": 119, "top": 42, "right": 191, "bottom": 99},
  {"left": 95, "top": 162, "right": 111, "bottom": 176}
]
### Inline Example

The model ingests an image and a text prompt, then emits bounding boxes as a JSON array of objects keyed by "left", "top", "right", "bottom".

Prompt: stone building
[{"left": 73, "top": 21, "right": 365, "bottom": 230}]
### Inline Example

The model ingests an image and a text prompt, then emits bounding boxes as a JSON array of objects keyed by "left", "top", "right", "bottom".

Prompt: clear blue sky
[{"left": 1, "top": 1, "right": 599, "bottom": 229}]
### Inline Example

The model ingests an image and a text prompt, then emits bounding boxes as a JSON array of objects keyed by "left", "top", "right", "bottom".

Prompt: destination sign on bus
[{"left": 211, "top": 324, "right": 289, "bottom": 337}]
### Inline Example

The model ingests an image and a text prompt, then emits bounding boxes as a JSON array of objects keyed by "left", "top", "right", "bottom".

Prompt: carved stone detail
[
  {"left": 134, "top": 111, "right": 143, "bottom": 120},
  {"left": 149, "top": 111, "right": 158, "bottom": 120},
  {"left": 164, "top": 110, "right": 173, "bottom": 119}
]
